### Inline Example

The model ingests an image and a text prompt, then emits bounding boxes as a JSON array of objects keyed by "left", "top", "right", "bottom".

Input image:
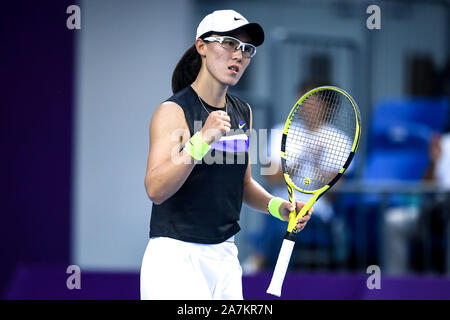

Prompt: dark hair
[{"left": 171, "top": 44, "right": 202, "bottom": 94}]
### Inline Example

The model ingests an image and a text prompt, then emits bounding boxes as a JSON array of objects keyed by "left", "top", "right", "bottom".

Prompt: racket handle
[{"left": 266, "top": 238, "right": 295, "bottom": 297}]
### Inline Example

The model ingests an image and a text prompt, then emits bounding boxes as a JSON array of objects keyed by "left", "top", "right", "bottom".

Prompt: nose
[{"left": 232, "top": 48, "right": 243, "bottom": 61}]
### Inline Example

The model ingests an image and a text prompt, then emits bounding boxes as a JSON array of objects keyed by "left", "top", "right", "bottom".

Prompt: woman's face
[{"left": 202, "top": 31, "right": 252, "bottom": 87}]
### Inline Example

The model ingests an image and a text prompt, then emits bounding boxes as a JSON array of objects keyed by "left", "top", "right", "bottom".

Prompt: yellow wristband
[
  {"left": 268, "top": 197, "right": 284, "bottom": 221},
  {"left": 184, "top": 131, "right": 211, "bottom": 161}
]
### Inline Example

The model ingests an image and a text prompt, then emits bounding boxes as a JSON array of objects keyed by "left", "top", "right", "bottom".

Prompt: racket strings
[{"left": 285, "top": 89, "right": 356, "bottom": 191}]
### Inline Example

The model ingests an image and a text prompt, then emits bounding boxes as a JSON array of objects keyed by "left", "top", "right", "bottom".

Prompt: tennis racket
[{"left": 266, "top": 86, "right": 361, "bottom": 297}]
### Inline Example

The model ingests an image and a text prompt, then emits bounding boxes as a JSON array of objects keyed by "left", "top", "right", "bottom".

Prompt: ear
[{"left": 195, "top": 38, "right": 207, "bottom": 57}]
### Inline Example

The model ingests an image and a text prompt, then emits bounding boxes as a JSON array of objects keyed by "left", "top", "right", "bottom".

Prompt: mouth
[{"left": 228, "top": 65, "right": 240, "bottom": 74}]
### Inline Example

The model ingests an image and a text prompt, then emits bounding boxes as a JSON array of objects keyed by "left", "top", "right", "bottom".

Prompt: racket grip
[{"left": 266, "top": 238, "right": 295, "bottom": 297}]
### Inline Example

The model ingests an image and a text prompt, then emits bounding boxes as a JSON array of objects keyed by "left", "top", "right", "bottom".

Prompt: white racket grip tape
[{"left": 266, "top": 239, "right": 295, "bottom": 297}]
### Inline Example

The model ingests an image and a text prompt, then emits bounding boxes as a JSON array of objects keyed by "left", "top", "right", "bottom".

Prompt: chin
[{"left": 224, "top": 77, "right": 241, "bottom": 87}]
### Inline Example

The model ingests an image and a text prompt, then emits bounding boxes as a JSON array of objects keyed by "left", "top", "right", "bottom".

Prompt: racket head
[{"left": 281, "top": 86, "right": 361, "bottom": 194}]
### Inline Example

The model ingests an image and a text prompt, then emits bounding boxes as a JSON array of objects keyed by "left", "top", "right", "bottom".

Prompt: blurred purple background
[{"left": 0, "top": 0, "right": 74, "bottom": 298}]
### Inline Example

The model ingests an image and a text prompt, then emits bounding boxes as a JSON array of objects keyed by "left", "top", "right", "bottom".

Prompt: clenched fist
[{"left": 200, "top": 110, "right": 231, "bottom": 145}]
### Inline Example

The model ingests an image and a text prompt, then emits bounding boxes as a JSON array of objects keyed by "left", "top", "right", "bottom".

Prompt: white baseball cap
[{"left": 196, "top": 10, "right": 264, "bottom": 47}]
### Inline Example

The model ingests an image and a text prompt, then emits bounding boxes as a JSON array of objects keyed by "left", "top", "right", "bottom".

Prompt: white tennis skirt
[{"left": 140, "top": 236, "right": 243, "bottom": 300}]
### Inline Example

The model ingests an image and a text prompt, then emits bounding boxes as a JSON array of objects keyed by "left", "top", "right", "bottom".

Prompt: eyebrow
[
  {"left": 216, "top": 32, "right": 251, "bottom": 43},
  {"left": 232, "top": 35, "right": 251, "bottom": 43}
]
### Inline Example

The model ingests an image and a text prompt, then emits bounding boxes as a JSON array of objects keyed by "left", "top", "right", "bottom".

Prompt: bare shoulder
[
  {"left": 150, "top": 101, "right": 189, "bottom": 145},
  {"left": 246, "top": 102, "right": 253, "bottom": 116},
  {"left": 152, "top": 101, "right": 185, "bottom": 123},
  {"left": 151, "top": 101, "right": 188, "bottom": 130},
  {"left": 246, "top": 103, "right": 253, "bottom": 130}
]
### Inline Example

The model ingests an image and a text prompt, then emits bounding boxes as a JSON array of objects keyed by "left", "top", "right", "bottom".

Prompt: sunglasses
[{"left": 203, "top": 36, "right": 257, "bottom": 58}]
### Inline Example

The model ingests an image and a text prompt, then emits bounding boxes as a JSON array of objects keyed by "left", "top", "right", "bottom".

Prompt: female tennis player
[{"left": 141, "top": 9, "right": 313, "bottom": 300}]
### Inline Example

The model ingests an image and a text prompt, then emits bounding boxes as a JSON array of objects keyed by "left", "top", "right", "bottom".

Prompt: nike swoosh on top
[{"left": 211, "top": 134, "right": 249, "bottom": 153}]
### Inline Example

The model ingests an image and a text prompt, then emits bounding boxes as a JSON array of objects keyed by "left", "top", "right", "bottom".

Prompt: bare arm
[
  {"left": 423, "top": 134, "right": 441, "bottom": 181},
  {"left": 242, "top": 161, "right": 274, "bottom": 213},
  {"left": 144, "top": 102, "right": 195, "bottom": 204},
  {"left": 242, "top": 104, "right": 273, "bottom": 212}
]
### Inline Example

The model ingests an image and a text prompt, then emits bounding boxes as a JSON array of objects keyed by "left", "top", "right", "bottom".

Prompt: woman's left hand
[{"left": 278, "top": 201, "right": 313, "bottom": 231}]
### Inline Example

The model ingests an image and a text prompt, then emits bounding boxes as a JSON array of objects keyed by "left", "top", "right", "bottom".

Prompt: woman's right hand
[{"left": 200, "top": 110, "right": 231, "bottom": 145}]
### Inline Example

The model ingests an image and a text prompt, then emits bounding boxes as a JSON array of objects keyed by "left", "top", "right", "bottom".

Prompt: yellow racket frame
[{"left": 281, "top": 86, "right": 361, "bottom": 233}]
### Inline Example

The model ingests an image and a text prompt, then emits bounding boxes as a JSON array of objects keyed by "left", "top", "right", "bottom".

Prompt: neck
[{"left": 191, "top": 69, "right": 228, "bottom": 109}]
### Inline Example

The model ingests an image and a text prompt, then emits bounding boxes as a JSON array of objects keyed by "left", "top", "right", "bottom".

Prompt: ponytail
[{"left": 171, "top": 45, "right": 202, "bottom": 94}]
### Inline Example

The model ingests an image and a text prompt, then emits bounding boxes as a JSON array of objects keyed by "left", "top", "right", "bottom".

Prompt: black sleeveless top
[{"left": 149, "top": 86, "right": 251, "bottom": 244}]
